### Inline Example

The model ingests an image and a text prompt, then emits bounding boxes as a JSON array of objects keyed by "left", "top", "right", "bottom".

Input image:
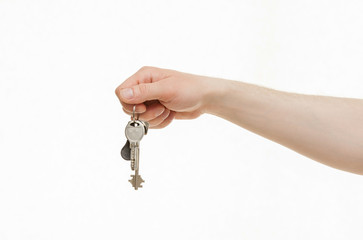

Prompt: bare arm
[
  {"left": 206, "top": 80, "right": 363, "bottom": 175},
  {"left": 115, "top": 67, "right": 363, "bottom": 175}
]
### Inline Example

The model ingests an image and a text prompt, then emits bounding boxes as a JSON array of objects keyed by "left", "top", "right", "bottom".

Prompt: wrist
[{"left": 201, "top": 77, "right": 232, "bottom": 115}]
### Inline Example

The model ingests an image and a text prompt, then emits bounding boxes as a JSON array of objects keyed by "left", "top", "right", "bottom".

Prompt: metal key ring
[
  {"left": 132, "top": 105, "right": 136, "bottom": 122},
  {"left": 132, "top": 105, "right": 140, "bottom": 122}
]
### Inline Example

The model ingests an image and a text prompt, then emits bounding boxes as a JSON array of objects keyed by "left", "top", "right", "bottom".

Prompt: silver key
[
  {"left": 125, "top": 120, "right": 145, "bottom": 171},
  {"left": 124, "top": 106, "right": 148, "bottom": 190}
]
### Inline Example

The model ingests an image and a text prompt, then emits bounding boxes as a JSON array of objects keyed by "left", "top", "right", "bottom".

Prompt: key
[
  {"left": 121, "top": 140, "right": 131, "bottom": 160},
  {"left": 125, "top": 120, "right": 144, "bottom": 169},
  {"left": 120, "top": 105, "right": 149, "bottom": 190},
  {"left": 121, "top": 122, "right": 148, "bottom": 161},
  {"left": 125, "top": 119, "right": 146, "bottom": 190},
  {"left": 142, "top": 121, "right": 149, "bottom": 135}
]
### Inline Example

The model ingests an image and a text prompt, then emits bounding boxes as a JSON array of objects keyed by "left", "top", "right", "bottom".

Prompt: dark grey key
[{"left": 121, "top": 140, "right": 131, "bottom": 160}]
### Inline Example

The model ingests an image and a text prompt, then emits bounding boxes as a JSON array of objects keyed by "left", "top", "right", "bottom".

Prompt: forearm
[{"left": 205, "top": 79, "right": 363, "bottom": 174}]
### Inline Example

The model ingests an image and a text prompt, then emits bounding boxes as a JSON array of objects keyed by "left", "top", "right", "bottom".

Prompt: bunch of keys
[{"left": 121, "top": 105, "right": 149, "bottom": 190}]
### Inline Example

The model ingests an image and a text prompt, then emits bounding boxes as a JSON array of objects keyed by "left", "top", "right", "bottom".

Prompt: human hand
[{"left": 115, "top": 66, "right": 221, "bottom": 128}]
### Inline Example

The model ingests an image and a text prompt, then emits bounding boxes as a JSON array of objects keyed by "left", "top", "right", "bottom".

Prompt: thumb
[{"left": 118, "top": 82, "right": 165, "bottom": 104}]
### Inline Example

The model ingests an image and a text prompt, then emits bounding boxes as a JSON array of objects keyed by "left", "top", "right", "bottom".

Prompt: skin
[{"left": 115, "top": 66, "right": 363, "bottom": 175}]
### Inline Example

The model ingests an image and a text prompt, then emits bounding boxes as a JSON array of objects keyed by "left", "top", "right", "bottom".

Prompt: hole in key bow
[{"left": 130, "top": 122, "right": 140, "bottom": 127}]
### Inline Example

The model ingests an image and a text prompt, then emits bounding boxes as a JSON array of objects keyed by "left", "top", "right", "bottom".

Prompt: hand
[{"left": 115, "top": 66, "right": 220, "bottom": 128}]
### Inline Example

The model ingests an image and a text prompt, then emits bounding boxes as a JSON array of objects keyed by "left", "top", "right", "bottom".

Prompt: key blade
[{"left": 130, "top": 143, "right": 137, "bottom": 171}]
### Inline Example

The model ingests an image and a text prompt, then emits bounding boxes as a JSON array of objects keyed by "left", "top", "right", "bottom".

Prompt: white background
[{"left": 1, "top": 0, "right": 363, "bottom": 239}]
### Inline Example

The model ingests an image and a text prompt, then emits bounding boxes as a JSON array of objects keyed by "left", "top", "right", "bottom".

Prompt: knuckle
[
  {"left": 161, "top": 109, "right": 170, "bottom": 120},
  {"left": 139, "top": 66, "right": 153, "bottom": 73},
  {"left": 122, "top": 107, "right": 132, "bottom": 115},
  {"left": 155, "top": 106, "right": 165, "bottom": 118},
  {"left": 137, "top": 84, "right": 148, "bottom": 95}
]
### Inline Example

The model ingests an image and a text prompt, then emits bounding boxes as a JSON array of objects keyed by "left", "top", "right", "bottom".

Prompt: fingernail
[{"left": 120, "top": 88, "right": 133, "bottom": 99}]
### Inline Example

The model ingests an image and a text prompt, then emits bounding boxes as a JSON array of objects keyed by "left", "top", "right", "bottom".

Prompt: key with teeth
[{"left": 121, "top": 106, "right": 149, "bottom": 190}]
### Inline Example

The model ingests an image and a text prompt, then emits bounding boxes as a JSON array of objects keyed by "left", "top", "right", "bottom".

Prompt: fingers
[
  {"left": 147, "top": 108, "right": 170, "bottom": 127},
  {"left": 122, "top": 101, "right": 164, "bottom": 117},
  {"left": 121, "top": 101, "right": 172, "bottom": 128},
  {"left": 137, "top": 102, "right": 170, "bottom": 128},
  {"left": 122, "top": 103, "right": 147, "bottom": 114},
  {"left": 122, "top": 107, "right": 174, "bottom": 129},
  {"left": 138, "top": 102, "right": 166, "bottom": 121},
  {"left": 150, "top": 111, "right": 176, "bottom": 129}
]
